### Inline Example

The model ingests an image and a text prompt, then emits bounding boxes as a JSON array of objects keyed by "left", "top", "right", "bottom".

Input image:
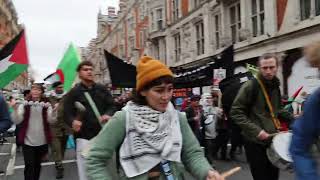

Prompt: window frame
[
  {"left": 154, "top": 40, "right": 160, "bottom": 59},
  {"left": 150, "top": 11, "right": 155, "bottom": 31},
  {"left": 213, "top": 13, "right": 222, "bottom": 49},
  {"left": 139, "top": 30, "right": 144, "bottom": 49},
  {"left": 173, "top": 33, "right": 181, "bottom": 62},
  {"left": 251, "top": 0, "right": 265, "bottom": 37},
  {"left": 140, "top": 7, "right": 144, "bottom": 21},
  {"left": 173, "top": 0, "right": 180, "bottom": 22},
  {"left": 195, "top": 21, "right": 205, "bottom": 55},
  {"left": 128, "top": 16, "right": 135, "bottom": 30},
  {"left": 300, "top": 0, "right": 320, "bottom": 20},
  {"left": 229, "top": 1, "right": 241, "bottom": 43},
  {"left": 156, "top": 8, "right": 164, "bottom": 30},
  {"left": 194, "top": 0, "right": 206, "bottom": 8}
]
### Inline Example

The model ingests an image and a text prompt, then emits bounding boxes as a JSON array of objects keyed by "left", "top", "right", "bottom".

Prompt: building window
[
  {"left": 128, "top": 17, "right": 135, "bottom": 29},
  {"left": 301, "top": 0, "right": 311, "bottom": 20},
  {"left": 214, "top": 14, "right": 222, "bottom": 49},
  {"left": 154, "top": 40, "right": 160, "bottom": 59},
  {"left": 195, "top": 21, "right": 205, "bottom": 55},
  {"left": 173, "top": 0, "right": 179, "bottom": 22},
  {"left": 156, "top": 9, "right": 163, "bottom": 30},
  {"left": 251, "top": 0, "right": 264, "bottom": 37},
  {"left": 229, "top": 2, "right": 241, "bottom": 43},
  {"left": 119, "top": 45, "right": 125, "bottom": 58},
  {"left": 301, "top": 0, "right": 320, "bottom": 20},
  {"left": 317, "top": 0, "right": 320, "bottom": 15},
  {"left": 194, "top": 0, "right": 200, "bottom": 7},
  {"left": 139, "top": 31, "right": 144, "bottom": 49},
  {"left": 129, "top": 37, "right": 135, "bottom": 54},
  {"left": 151, "top": 12, "right": 155, "bottom": 31},
  {"left": 174, "top": 33, "right": 181, "bottom": 62},
  {"left": 140, "top": 5, "right": 145, "bottom": 20},
  {"left": 194, "top": 0, "right": 205, "bottom": 8}
]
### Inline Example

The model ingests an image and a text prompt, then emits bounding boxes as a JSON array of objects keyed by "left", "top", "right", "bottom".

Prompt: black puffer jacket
[{"left": 63, "top": 83, "right": 116, "bottom": 140}]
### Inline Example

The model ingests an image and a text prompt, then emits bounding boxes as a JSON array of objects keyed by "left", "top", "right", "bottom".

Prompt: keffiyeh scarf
[{"left": 119, "top": 101, "right": 182, "bottom": 178}]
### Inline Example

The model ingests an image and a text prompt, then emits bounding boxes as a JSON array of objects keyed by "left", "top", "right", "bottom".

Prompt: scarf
[
  {"left": 258, "top": 74, "right": 280, "bottom": 95},
  {"left": 119, "top": 101, "right": 182, "bottom": 178},
  {"left": 257, "top": 74, "right": 282, "bottom": 112}
]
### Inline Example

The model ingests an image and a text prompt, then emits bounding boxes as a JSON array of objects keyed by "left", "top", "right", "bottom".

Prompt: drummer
[{"left": 230, "top": 53, "right": 293, "bottom": 180}]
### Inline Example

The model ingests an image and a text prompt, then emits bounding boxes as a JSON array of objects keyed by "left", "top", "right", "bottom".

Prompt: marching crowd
[{"left": 0, "top": 42, "right": 320, "bottom": 180}]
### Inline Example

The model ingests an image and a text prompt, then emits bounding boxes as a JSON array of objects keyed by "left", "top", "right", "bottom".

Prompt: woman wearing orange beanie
[{"left": 86, "top": 56, "right": 222, "bottom": 180}]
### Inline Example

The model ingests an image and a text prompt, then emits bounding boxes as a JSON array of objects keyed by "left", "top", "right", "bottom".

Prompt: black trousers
[
  {"left": 244, "top": 141, "right": 279, "bottom": 180},
  {"left": 204, "top": 139, "right": 217, "bottom": 164},
  {"left": 213, "top": 129, "right": 229, "bottom": 159},
  {"left": 230, "top": 126, "right": 243, "bottom": 155},
  {"left": 22, "top": 144, "right": 48, "bottom": 180}
]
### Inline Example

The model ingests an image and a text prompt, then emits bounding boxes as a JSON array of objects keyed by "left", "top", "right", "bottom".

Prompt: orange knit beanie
[{"left": 136, "top": 56, "right": 173, "bottom": 91}]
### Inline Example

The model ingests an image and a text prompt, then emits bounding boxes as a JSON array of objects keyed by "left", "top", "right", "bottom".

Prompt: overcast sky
[{"left": 13, "top": 0, "right": 119, "bottom": 80}]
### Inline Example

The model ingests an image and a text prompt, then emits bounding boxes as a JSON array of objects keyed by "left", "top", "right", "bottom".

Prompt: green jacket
[
  {"left": 230, "top": 78, "right": 286, "bottom": 145},
  {"left": 49, "top": 96, "right": 72, "bottom": 137},
  {"left": 86, "top": 110, "right": 212, "bottom": 180}
]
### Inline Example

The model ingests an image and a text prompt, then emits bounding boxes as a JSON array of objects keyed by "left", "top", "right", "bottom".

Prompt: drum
[{"left": 266, "top": 132, "right": 293, "bottom": 171}]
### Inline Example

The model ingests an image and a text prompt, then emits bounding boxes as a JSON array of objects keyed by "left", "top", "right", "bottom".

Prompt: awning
[{"left": 172, "top": 45, "right": 234, "bottom": 88}]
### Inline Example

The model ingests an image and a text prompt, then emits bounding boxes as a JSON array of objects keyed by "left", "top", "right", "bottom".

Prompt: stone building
[
  {"left": 100, "top": 0, "right": 149, "bottom": 65},
  {"left": 82, "top": 0, "right": 149, "bottom": 84},
  {"left": 164, "top": 0, "right": 320, "bottom": 96},
  {"left": 1, "top": 0, "right": 28, "bottom": 90},
  {"left": 0, "top": 0, "right": 20, "bottom": 48},
  {"left": 86, "top": 0, "right": 320, "bottom": 95}
]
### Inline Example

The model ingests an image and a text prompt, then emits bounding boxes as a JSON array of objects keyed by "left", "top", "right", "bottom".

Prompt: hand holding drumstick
[{"left": 207, "top": 167, "right": 241, "bottom": 180}]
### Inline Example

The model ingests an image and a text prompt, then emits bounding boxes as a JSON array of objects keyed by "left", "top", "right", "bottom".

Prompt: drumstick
[
  {"left": 221, "top": 167, "right": 241, "bottom": 178},
  {"left": 269, "top": 132, "right": 282, "bottom": 137},
  {"left": 269, "top": 130, "right": 292, "bottom": 137}
]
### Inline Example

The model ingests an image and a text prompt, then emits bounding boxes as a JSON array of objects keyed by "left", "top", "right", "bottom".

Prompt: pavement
[{"left": 1, "top": 147, "right": 297, "bottom": 180}]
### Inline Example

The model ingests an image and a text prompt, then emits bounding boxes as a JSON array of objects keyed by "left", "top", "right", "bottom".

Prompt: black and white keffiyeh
[{"left": 119, "top": 101, "right": 182, "bottom": 177}]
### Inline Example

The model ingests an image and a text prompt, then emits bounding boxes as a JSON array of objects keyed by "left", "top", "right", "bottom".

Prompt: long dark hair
[{"left": 132, "top": 75, "right": 174, "bottom": 105}]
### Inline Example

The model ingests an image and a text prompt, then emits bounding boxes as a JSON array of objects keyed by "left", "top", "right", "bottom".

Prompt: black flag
[{"left": 104, "top": 51, "right": 136, "bottom": 88}]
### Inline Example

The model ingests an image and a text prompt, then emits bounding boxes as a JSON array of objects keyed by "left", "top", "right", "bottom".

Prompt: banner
[
  {"left": 173, "top": 88, "right": 192, "bottom": 97},
  {"left": 213, "top": 68, "right": 226, "bottom": 86}
]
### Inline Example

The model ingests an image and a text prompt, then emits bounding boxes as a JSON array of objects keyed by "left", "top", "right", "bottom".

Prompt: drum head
[{"left": 272, "top": 132, "right": 293, "bottom": 162}]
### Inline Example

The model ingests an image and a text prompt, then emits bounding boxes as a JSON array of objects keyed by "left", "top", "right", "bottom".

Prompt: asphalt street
[{"left": 2, "top": 148, "right": 297, "bottom": 180}]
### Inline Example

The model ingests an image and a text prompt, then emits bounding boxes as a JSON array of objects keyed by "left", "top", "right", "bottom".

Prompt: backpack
[{"left": 219, "top": 72, "right": 255, "bottom": 115}]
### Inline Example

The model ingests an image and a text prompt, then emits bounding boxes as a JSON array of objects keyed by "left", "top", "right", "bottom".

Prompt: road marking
[{"left": 14, "top": 159, "right": 77, "bottom": 170}]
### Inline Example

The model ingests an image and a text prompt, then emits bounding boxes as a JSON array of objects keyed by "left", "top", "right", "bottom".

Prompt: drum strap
[{"left": 256, "top": 78, "right": 281, "bottom": 130}]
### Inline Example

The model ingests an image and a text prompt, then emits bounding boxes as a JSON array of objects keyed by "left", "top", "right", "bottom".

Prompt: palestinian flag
[
  {"left": 0, "top": 30, "right": 29, "bottom": 88},
  {"left": 56, "top": 43, "right": 81, "bottom": 91},
  {"left": 44, "top": 72, "right": 60, "bottom": 84}
]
